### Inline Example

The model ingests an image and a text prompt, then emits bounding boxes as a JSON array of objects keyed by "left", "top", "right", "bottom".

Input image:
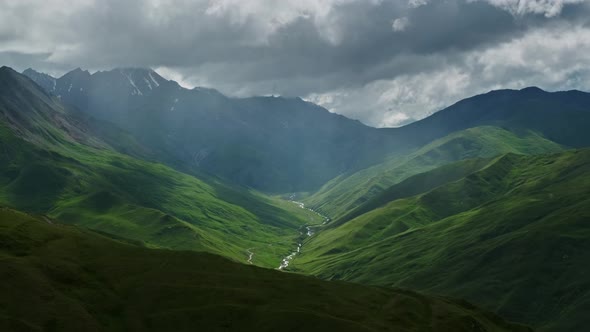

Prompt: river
[{"left": 278, "top": 199, "right": 330, "bottom": 270}]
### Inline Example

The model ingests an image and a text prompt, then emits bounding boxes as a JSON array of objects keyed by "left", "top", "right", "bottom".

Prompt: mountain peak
[
  {"left": 0, "top": 66, "right": 28, "bottom": 85},
  {"left": 61, "top": 67, "right": 91, "bottom": 80},
  {"left": 22, "top": 67, "right": 40, "bottom": 75},
  {"left": 89, "top": 67, "right": 168, "bottom": 96},
  {"left": 109, "top": 67, "right": 163, "bottom": 81},
  {"left": 0, "top": 65, "right": 54, "bottom": 101},
  {"left": 520, "top": 86, "right": 545, "bottom": 93},
  {"left": 192, "top": 86, "right": 225, "bottom": 97},
  {"left": 114, "top": 67, "right": 155, "bottom": 74},
  {"left": 21, "top": 68, "right": 58, "bottom": 93},
  {"left": 0, "top": 65, "right": 17, "bottom": 75},
  {"left": 22, "top": 68, "right": 56, "bottom": 80},
  {"left": 117, "top": 67, "right": 165, "bottom": 83}
]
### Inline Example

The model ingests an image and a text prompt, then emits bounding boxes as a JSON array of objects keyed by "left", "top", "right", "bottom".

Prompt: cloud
[
  {"left": 308, "top": 23, "right": 590, "bottom": 127},
  {"left": 408, "top": 0, "right": 429, "bottom": 8},
  {"left": 0, "top": 0, "right": 589, "bottom": 127},
  {"left": 475, "top": 0, "right": 585, "bottom": 17},
  {"left": 392, "top": 17, "right": 410, "bottom": 32},
  {"left": 202, "top": 0, "right": 367, "bottom": 45},
  {"left": 306, "top": 67, "right": 472, "bottom": 127}
]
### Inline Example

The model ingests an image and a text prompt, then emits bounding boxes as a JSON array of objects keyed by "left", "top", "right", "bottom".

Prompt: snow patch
[
  {"left": 144, "top": 77, "right": 153, "bottom": 90},
  {"left": 120, "top": 71, "right": 143, "bottom": 96},
  {"left": 148, "top": 71, "right": 160, "bottom": 87}
]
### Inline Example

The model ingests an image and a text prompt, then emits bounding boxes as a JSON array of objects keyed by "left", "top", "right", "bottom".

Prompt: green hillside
[
  {"left": 0, "top": 207, "right": 531, "bottom": 332},
  {"left": 0, "top": 66, "right": 319, "bottom": 268},
  {"left": 303, "top": 126, "right": 563, "bottom": 220},
  {"left": 4, "top": 65, "right": 590, "bottom": 331},
  {"left": 293, "top": 149, "right": 590, "bottom": 331}
]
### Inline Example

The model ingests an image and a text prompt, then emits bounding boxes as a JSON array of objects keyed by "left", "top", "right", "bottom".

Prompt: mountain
[
  {"left": 300, "top": 86, "right": 590, "bottom": 220},
  {"left": 22, "top": 68, "right": 57, "bottom": 92},
  {"left": 1, "top": 67, "right": 149, "bottom": 158},
  {"left": 23, "top": 68, "right": 400, "bottom": 192},
  {"left": 24, "top": 67, "right": 167, "bottom": 99},
  {"left": 23, "top": 69, "right": 590, "bottom": 196},
  {"left": 292, "top": 149, "right": 590, "bottom": 331},
  {"left": 0, "top": 207, "right": 532, "bottom": 332},
  {"left": 303, "top": 126, "right": 564, "bottom": 220},
  {"left": 16, "top": 66, "right": 590, "bottom": 330},
  {"left": 0, "top": 66, "right": 320, "bottom": 268},
  {"left": 395, "top": 87, "right": 590, "bottom": 148}
]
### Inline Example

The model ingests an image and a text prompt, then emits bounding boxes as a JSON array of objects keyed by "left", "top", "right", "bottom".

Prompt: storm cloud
[{"left": 1, "top": 0, "right": 589, "bottom": 127}]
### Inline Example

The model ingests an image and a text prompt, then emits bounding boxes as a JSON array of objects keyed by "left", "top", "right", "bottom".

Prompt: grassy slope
[
  {"left": 0, "top": 67, "right": 320, "bottom": 268},
  {"left": 334, "top": 157, "right": 493, "bottom": 226},
  {"left": 0, "top": 120, "right": 326, "bottom": 267},
  {"left": 0, "top": 208, "right": 531, "bottom": 332},
  {"left": 303, "top": 126, "right": 563, "bottom": 220},
  {"left": 293, "top": 149, "right": 590, "bottom": 331}
]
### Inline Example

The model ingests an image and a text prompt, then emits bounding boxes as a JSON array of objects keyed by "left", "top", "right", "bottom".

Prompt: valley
[
  {"left": 0, "top": 65, "right": 588, "bottom": 331},
  {"left": 4, "top": 2, "right": 590, "bottom": 331},
  {"left": 0, "top": 66, "right": 320, "bottom": 269},
  {"left": 278, "top": 199, "right": 329, "bottom": 270},
  {"left": 0, "top": 207, "right": 532, "bottom": 332}
]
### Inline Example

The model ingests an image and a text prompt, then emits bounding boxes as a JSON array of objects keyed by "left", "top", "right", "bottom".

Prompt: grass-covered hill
[
  {"left": 0, "top": 66, "right": 319, "bottom": 268},
  {"left": 303, "top": 126, "right": 563, "bottom": 220},
  {"left": 0, "top": 207, "right": 532, "bottom": 332},
  {"left": 293, "top": 149, "right": 590, "bottom": 331}
]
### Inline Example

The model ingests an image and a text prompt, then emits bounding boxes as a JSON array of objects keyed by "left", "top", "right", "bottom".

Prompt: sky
[{"left": 1, "top": 0, "right": 590, "bottom": 127}]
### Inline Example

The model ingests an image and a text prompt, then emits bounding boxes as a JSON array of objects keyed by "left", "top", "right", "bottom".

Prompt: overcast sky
[{"left": 1, "top": 0, "right": 589, "bottom": 127}]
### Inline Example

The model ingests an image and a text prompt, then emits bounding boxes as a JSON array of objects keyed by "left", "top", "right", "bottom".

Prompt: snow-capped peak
[{"left": 112, "top": 67, "right": 166, "bottom": 95}]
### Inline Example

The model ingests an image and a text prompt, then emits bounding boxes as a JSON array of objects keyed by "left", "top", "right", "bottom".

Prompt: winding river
[{"left": 278, "top": 199, "right": 330, "bottom": 270}]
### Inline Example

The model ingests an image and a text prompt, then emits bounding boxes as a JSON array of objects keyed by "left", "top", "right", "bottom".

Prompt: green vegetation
[
  {"left": 5, "top": 66, "right": 590, "bottom": 331},
  {"left": 304, "top": 126, "right": 563, "bottom": 220},
  {"left": 0, "top": 66, "right": 320, "bottom": 268},
  {"left": 0, "top": 208, "right": 531, "bottom": 332},
  {"left": 293, "top": 149, "right": 590, "bottom": 331}
]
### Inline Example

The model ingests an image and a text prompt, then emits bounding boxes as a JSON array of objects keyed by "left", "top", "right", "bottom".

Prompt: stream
[
  {"left": 246, "top": 248, "right": 254, "bottom": 264},
  {"left": 278, "top": 197, "right": 330, "bottom": 270}
]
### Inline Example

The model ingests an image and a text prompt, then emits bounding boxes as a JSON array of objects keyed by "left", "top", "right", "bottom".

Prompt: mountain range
[
  {"left": 1, "top": 66, "right": 318, "bottom": 267},
  {"left": 0, "top": 65, "right": 587, "bottom": 331},
  {"left": 23, "top": 67, "right": 399, "bottom": 192}
]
